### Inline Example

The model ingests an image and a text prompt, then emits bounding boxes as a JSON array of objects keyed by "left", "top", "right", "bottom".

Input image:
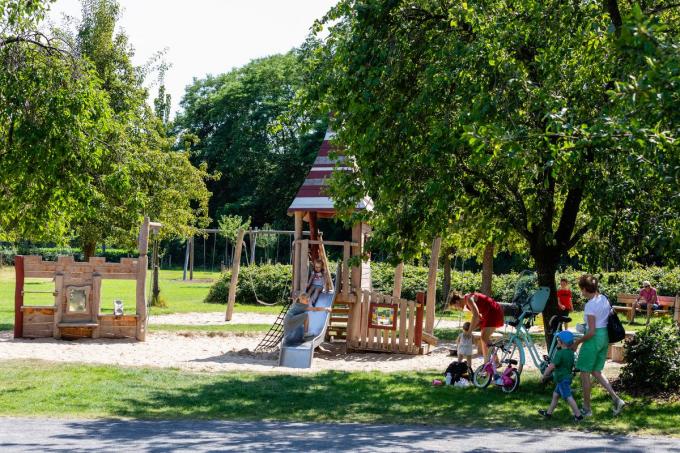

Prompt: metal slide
[{"left": 278, "top": 271, "right": 340, "bottom": 369}]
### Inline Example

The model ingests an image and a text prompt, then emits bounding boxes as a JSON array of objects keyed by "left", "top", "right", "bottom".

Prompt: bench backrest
[{"left": 616, "top": 293, "right": 677, "bottom": 307}]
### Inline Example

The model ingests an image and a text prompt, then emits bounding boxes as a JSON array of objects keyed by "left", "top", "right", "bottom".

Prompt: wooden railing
[{"left": 348, "top": 290, "right": 426, "bottom": 355}]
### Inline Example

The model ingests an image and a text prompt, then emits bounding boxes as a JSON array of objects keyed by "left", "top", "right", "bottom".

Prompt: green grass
[
  {"left": 0, "top": 360, "right": 677, "bottom": 436},
  {"left": 0, "top": 266, "right": 280, "bottom": 331},
  {"left": 150, "top": 323, "right": 270, "bottom": 333}
]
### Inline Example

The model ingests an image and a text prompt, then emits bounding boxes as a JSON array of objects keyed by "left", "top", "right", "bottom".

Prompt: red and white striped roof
[{"left": 288, "top": 129, "right": 373, "bottom": 217}]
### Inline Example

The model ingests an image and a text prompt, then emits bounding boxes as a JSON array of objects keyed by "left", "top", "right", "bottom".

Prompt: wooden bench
[{"left": 613, "top": 293, "right": 678, "bottom": 322}]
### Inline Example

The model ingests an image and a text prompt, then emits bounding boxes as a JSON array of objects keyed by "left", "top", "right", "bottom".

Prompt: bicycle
[
  {"left": 472, "top": 339, "right": 521, "bottom": 393},
  {"left": 473, "top": 273, "right": 581, "bottom": 392}
]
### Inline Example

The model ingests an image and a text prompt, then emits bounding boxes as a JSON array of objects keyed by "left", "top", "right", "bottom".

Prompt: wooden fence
[{"left": 348, "top": 290, "right": 426, "bottom": 355}]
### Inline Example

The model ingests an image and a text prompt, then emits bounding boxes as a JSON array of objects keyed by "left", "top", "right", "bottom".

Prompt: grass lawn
[
  {"left": 0, "top": 266, "right": 280, "bottom": 331},
  {"left": 0, "top": 360, "right": 677, "bottom": 436}
]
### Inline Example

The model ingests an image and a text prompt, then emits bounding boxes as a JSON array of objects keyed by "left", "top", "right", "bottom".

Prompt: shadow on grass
[
  {"left": 30, "top": 371, "right": 677, "bottom": 452},
  {"left": 0, "top": 323, "right": 13, "bottom": 332}
]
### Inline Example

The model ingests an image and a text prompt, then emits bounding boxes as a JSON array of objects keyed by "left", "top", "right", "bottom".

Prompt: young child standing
[
  {"left": 556, "top": 278, "right": 573, "bottom": 329},
  {"left": 456, "top": 321, "right": 474, "bottom": 373},
  {"left": 538, "top": 331, "right": 583, "bottom": 422},
  {"left": 283, "top": 292, "right": 332, "bottom": 345},
  {"left": 306, "top": 259, "right": 326, "bottom": 306}
]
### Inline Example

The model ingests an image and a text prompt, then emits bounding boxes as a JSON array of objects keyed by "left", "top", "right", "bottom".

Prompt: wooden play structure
[
  {"left": 227, "top": 128, "right": 442, "bottom": 358},
  {"left": 13, "top": 218, "right": 160, "bottom": 341}
]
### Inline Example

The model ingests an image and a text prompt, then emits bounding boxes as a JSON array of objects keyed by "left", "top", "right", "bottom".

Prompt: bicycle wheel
[
  {"left": 501, "top": 369, "right": 521, "bottom": 393},
  {"left": 473, "top": 364, "right": 493, "bottom": 389}
]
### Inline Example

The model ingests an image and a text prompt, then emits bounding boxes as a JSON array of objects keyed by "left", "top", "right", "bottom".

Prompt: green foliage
[
  {"left": 300, "top": 0, "right": 680, "bottom": 327},
  {"left": 205, "top": 264, "right": 293, "bottom": 305},
  {"left": 619, "top": 319, "right": 680, "bottom": 395},
  {"left": 218, "top": 215, "right": 251, "bottom": 242},
  {"left": 174, "top": 52, "right": 326, "bottom": 228},
  {"left": 205, "top": 262, "right": 679, "bottom": 307}
]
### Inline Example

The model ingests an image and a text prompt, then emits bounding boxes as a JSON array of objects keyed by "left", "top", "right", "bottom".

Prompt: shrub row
[
  {"left": 204, "top": 263, "right": 680, "bottom": 307},
  {"left": 0, "top": 246, "right": 143, "bottom": 264}
]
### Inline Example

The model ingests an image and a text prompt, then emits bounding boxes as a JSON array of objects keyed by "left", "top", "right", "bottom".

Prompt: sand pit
[{"left": 0, "top": 329, "right": 622, "bottom": 375}]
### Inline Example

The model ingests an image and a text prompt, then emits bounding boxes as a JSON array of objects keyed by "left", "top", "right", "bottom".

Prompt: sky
[{"left": 48, "top": 0, "right": 338, "bottom": 117}]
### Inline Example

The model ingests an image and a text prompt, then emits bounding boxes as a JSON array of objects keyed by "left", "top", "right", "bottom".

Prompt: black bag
[
  {"left": 606, "top": 296, "right": 626, "bottom": 344},
  {"left": 444, "top": 361, "right": 469, "bottom": 382}
]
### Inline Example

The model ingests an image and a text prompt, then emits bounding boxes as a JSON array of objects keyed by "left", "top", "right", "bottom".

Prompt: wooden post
[
  {"left": 425, "top": 237, "right": 442, "bottom": 334},
  {"left": 292, "top": 212, "right": 303, "bottom": 295},
  {"left": 53, "top": 272, "right": 64, "bottom": 339},
  {"left": 342, "top": 241, "right": 350, "bottom": 300},
  {"left": 392, "top": 262, "right": 404, "bottom": 299},
  {"left": 92, "top": 273, "right": 101, "bottom": 339},
  {"left": 299, "top": 240, "right": 310, "bottom": 293},
  {"left": 183, "top": 239, "right": 189, "bottom": 281},
  {"left": 14, "top": 255, "right": 24, "bottom": 339},
  {"left": 351, "top": 223, "right": 363, "bottom": 293},
  {"left": 309, "top": 212, "right": 319, "bottom": 261},
  {"left": 136, "top": 217, "right": 150, "bottom": 341},
  {"left": 189, "top": 237, "right": 194, "bottom": 281},
  {"left": 415, "top": 292, "right": 425, "bottom": 350},
  {"left": 250, "top": 228, "right": 257, "bottom": 265},
  {"left": 226, "top": 228, "right": 246, "bottom": 321}
]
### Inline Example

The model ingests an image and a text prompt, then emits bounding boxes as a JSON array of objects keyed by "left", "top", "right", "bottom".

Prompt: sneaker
[
  {"left": 580, "top": 407, "right": 593, "bottom": 417},
  {"left": 574, "top": 415, "right": 584, "bottom": 422},
  {"left": 302, "top": 333, "right": 316, "bottom": 341},
  {"left": 538, "top": 409, "right": 552, "bottom": 418},
  {"left": 613, "top": 399, "right": 626, "bottom": 416}
]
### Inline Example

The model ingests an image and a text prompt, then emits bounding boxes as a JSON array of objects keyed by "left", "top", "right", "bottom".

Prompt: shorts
[
  {"left": 311, "top": 283, "right": 324, "bottom": 290},
  {"left": 555, "top": 378, "right": 573, "bottom": 400},
  {"left": 640, "top": 303, "right": 660, "bottom": 311},
  {"left": 576, "top": 328, "right": 609, "bottom": 372},
  {"left": 480, "top": 304, "right": 504, "bottom": 329}
]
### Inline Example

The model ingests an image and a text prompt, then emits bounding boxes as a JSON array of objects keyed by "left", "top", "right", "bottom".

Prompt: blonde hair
[{"left": 299, "top": 292, "right": 310, "bottom": 303}]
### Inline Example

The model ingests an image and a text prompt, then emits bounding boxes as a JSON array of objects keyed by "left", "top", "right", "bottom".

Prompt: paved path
[{"left": 1, "top": 418, "right": 678, "bottom": 452}]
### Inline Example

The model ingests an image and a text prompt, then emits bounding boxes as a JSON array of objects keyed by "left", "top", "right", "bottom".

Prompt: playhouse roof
[{"left": 287, "top": 128, "right": 373, "bottom": 218}]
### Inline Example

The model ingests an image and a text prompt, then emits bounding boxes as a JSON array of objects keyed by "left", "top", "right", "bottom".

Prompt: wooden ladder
[{"left": 326, "top": 301, "right": 349, "bottom": 342}]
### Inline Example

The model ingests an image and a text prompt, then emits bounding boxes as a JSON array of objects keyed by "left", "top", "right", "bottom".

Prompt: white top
[{"left": 584, "top": 294, "right": 611, "bottom": 329}]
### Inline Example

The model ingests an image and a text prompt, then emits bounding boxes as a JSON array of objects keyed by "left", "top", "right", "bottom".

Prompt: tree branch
[
  {"left": 606, "top": 0, "right": 623, "bottom": 31},
  {"left": 647, "top": 2, "right": 680, "bottom": 14},
  {"left": 566, "top": 223, "right": 590, "bottom": 250}
]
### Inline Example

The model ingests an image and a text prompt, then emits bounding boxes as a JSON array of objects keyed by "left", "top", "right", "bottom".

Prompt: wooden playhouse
[{"left": 13, "top": 218, "right": 159, "bottom": 341}]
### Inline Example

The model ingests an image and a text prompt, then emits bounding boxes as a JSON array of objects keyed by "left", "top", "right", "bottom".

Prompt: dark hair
[
  {"left": 560, "top": 278, "right": 568, "bottom": 283},
  {"left": 578, "top": 274, "right": 599, "bottom": 293},
  {"left": 448, "top": 291, "right": 464, "bottom": 305},
  {"left": 463, "top": 321, "right": 471, "bottom": 331}
]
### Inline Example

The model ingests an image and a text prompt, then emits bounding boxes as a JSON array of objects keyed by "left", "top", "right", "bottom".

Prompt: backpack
[{"left": 444, "top": 361, "right": 469, "bottom": 382}]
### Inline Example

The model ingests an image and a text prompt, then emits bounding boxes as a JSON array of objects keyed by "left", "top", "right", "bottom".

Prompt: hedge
[{"left": 204, "top": 263, "right": 680, "bottom": 307}]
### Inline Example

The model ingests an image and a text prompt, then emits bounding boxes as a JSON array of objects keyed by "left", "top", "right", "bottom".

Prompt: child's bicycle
[
  {"left": 473, "top": 271, "right": 581, "bottom": 392},
  {"left": 472, "top": 339, "right": 521, "bottom": 393}
]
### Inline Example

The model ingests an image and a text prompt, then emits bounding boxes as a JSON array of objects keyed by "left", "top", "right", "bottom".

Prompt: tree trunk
[
  {"left": 443, "top": 249, "right": 452, "bottom": 305},
  {"left": 82, "top": 241, "right": 96, "bottom": 261},
  {"left": 535, "top": 254, "right": 560, "bottom": 346},
  {"left": 481, "top": 243, "right": 494, "bottom": 296}
]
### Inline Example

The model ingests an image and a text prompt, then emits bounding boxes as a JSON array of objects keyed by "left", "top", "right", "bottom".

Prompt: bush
[
  {"left": 204, "top": 263, "right": 680, "bottom": 307},
  {"left": 619, "top": 319, "right": 680, "bottom": 395},
  {"left": 205, "top": 264, "right": 293, "bottom": 305}
]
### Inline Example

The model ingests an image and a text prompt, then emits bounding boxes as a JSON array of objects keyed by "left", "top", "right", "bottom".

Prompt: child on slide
[
  {"left": 306, "top": 259, "right": 326, "bottom": 306},
  {"left": 538, "top": 331, "right": 584, "bottom": 422},
  {"left": 283, "top": 292, "right": 331, "bottom": 345}
]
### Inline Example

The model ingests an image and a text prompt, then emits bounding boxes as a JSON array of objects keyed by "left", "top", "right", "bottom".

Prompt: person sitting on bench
[{"left": 631, "top": 281, "right": 659, "bottom": 325}]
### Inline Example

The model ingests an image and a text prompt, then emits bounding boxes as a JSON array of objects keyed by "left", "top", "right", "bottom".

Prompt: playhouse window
[{"left": 67, "top": 287, "right": 88, "bottom": 313}]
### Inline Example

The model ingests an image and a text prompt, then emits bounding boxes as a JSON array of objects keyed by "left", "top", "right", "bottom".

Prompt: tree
[
  {"left": 69, "top": 0, "right": 211, "bottom": 257},
  {"left": 174, "top": 53, "right": 326, "bottom": 229},
  {"left": 1, "top": 0, "right": 114, "bottom": 241},
  {"left": 302, "top": 0, "right": 679, "bottom": 340}
]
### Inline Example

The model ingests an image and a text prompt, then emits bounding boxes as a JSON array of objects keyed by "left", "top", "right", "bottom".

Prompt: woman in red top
[{"left": 449, "top": 291, "right": 504, "bottom": 363}]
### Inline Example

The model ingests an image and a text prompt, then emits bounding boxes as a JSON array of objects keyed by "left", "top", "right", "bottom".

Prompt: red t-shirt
[
  {"left": 466, "top": 292, "right": 504, "bottom": 328},
  {"left": 557, "top": 288, "right": 573, "bottom": 311}
]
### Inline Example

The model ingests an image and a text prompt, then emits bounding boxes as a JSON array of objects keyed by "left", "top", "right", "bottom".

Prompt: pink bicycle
[{"left": 472, "top": 340, "right": 521, "bottom": 393}]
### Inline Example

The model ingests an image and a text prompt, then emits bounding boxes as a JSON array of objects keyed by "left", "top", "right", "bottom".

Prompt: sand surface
[{"left": 0, "top": 327, "right": 622, "bottom": 376}]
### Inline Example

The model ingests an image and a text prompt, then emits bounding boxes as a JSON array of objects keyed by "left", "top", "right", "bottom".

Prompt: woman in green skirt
[{"left": 572, "top": 274, "right": 626, "bottom": 417}]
